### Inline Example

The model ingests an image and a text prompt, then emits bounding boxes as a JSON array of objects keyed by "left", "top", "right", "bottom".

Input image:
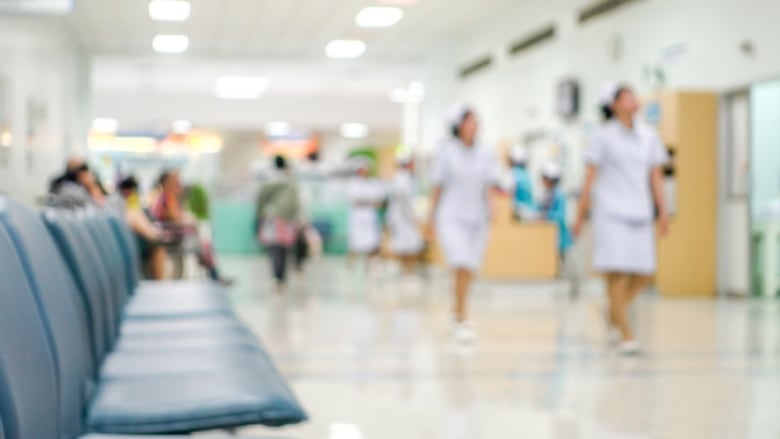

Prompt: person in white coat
[
  {"left": 573, "top": 83, "right": 670, "bottom": 356},
  {"left": 427, "top": 104, "right": 502, "bottom": 342},
  {"left": 347, "top": 158, "right": 386, "bottom": 265},
  {"left": 388, "top": 155, "right": 424, "bottom": 277}
]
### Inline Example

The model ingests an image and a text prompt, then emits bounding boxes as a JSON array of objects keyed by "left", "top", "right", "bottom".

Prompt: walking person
[
  {"left": 573, "top": 83, "right": 670, "bottom": 355},
  {"left": 347, "top": 157, "right": 386, "bottom": 272},
  {"left": 427, "top": 104, "right": 502, "bottom": 342},
  {"left": 538, "top": 162, "right": 578, "bottom": 297},
  {"left": 509, "top": 145, "right": 536, "bottom": 219},
  {"left": 256, "top": 155, "right": 303, "bottom": 293},
  {"left": 387, "top": 155, "right": 424, "bottom": 280}
]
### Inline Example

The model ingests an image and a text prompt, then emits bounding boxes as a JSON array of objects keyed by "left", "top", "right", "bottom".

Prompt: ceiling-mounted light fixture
[
  {"left": 340, "top": 123, "right": 369, "bottom": 139},
  {"left": 172, "top": 120, "right": 192, "bottom": 134},
  {"left": 356, "top": 6, "right": 403, "bottom": 28},
  {"left": 149, "top": 0, "right": 191, "bottom": 22},
  {"left": 215, "top": 76, "right": 269, "bottom": 100},
  {"left": 326, "top": 40, "right": 366, "bottom": 59},
  {"left": 152, "top": 34, "right": 189, "bottom": 54}
]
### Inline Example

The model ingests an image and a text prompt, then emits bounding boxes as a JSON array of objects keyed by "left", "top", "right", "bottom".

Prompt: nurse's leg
[
  {"left": 400, "top": 255, "right": 417, "bottom": 275},
  {"left": 454, "top": 268, "right": 473, "bottom": 322},
  {"left": 626, "top": 275, "right": 652, "bottom": 303},
  {"left": 606, "top": 273, "right": 632, "bottom": 341}
]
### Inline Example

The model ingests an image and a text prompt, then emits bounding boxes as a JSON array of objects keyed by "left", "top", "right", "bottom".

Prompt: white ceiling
[
  {"left": 66, "top": 0, "right": 514, "bottom": 134},
  {"left": 65, "top": 0, "right": 514, "bottom": 61}
]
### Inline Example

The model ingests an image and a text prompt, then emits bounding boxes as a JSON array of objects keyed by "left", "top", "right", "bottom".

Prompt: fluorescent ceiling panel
[
  {"left": 152, "top": 34, "right": 189, "bottom": 54},
  {"left": 356, "top": 6, "right": 403, "bottom": 28},
  {"left": 149, "top": 0, "right": 191, "bottom": 22}
]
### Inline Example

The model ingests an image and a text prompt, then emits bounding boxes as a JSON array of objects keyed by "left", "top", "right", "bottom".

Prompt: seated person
[
  {"left": 151, "top": 170, "right": 233, "bottom": 286},
  {"left": 538, "top": 162, "right": 572, "bottom": 256},
  {"left": 49, "top": 161, "right": 107, "bottom": 208},
  {"left": 109, "top": 176, "right": 168, "bottom": 280}
]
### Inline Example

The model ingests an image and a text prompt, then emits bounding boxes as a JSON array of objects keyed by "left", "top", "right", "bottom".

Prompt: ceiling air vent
[
  {"left": 508, "top": 24, "right": 556, "bottom": 57},
  {"left": 458, "top": 55, "right": 493, "bottom": 80},
  {"left": 578, "top": 0, "right": 642, "bottom": 25}
]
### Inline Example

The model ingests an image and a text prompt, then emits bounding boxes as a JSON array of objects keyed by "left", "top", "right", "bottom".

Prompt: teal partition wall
[{"left": 212, "top": 200, "right": 350, "bottom": 255}]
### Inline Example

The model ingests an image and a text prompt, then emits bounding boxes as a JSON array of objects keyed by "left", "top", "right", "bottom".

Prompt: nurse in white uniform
[
  {"left": 347, "top": 158, "right": 386, "bottom": 259},
  {"left": 573, "top": 83, "right": 670, "bottom": 355},
  {"left": 427, "top": 104, "right": 502, "bottom": 342},
  {"left": 388, "top": 155, "right": 424, "bottom": 276}
]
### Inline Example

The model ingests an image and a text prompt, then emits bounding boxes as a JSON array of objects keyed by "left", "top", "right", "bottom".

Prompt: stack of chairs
[{"left": 0, "top": 195, "right": 307, "bottom": 438}]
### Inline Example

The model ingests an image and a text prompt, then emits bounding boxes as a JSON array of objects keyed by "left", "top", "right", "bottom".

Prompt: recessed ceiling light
[
  {"left": 172, "top": 119, "right": 192, "bottom": 134},
  {"left": 215, "top": 76, "right": 269, "bottom": 100},
  {"left": 266, "top": 121, "right": 292, "bottom": 137},
  {"left": 92, "top": 118, "right": 119, "bottom": 133},
  {"left": 152, "top": 34, "right": 189, "bottom": 54},
  {"left": 340, "top": 123, "right": 369, "bottom": 139},
  {"left": 356, "top": 7, "right": 403, "bottom": 28},
  {"left": 326, "top": 40, "right": 366, "bottom": 59},
  {"left": 149, "top": 0, "right": 191, "bottom": 22}
]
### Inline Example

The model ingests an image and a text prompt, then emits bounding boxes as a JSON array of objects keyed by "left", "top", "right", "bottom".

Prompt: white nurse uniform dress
[
  {"left": 387, "top": 170, "right": 424, "bottom": 256},
  {"left": 347, "top": 177, "right": 386, "bottom": 254},
  {"left": 585, "top": 119, "right": 670, "bottom": 275},
  {"left": 431, "top": 138, "right": 501, "bottom": 272}
]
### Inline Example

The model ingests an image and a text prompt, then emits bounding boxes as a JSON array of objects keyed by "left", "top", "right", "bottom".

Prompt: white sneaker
[
  {"left": 619, "top": 340, "right": 641, "bottom": 356},
  {"left": 453, "top": 321, "right": 476, "bottom": 343}
]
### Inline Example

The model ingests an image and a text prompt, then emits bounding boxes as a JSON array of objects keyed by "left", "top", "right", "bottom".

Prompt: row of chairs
[{"left": 0, "top": 194, "right": 307, "bottom": 438}]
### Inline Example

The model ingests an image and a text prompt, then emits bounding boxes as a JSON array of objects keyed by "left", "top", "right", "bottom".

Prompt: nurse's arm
[
  {"left": 650, "top": 167, "right": 670, "bottom": 236},
  {"left": 573, "top": 165, "right": 598, "bottom": 238},
  {"left": 425, "top": 186, "right": 443, "bottom": 239}
]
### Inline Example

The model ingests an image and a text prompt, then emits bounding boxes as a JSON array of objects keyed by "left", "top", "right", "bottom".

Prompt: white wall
[
  {"left": 0, "top": 16, "right": 89, "bottom": 205},
  {"left": 420, "top": 0, "right": 780, "bottom": 295},
  {"left": 421, "top": 0, "right": 780, "bottom": 148}
]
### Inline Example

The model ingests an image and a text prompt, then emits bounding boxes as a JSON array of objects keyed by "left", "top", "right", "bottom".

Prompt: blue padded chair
[
  {"left": 0, "top": 225, "right": 284, "bottom": 439},
  {"left": 0, "top": 197, "right": 307, "bottom": 434}
]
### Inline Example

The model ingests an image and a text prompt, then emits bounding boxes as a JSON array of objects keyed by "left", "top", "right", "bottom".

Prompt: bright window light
[
  {"left": 266, "top": 121, "right": 292, "bottom": 137},
  {"left": 215, "top": 76, "right": 269, "bottom": 100},
  {"left": 92, "top": 118, "right": 118, "bottom": 133},
  {"left": 0, "top": 128, "right": 12, "bottom": 147},
  {"left": 152, "top": 34, "right": 189, "bottom": 54},
  {"left": 149, "top": 0, "right": 191, "bottom": 22},
  {"left": 356, "top": 7, "right": 403, "bottom": 28},
  {"left": 326, "top": 40, "right": 366, "bottom": 59},
  {"left": 172, "top": 119, "right": 192, "bottom": 134},
  {"left": 340, "top": 123, "right": 369, "bottom": 139}
]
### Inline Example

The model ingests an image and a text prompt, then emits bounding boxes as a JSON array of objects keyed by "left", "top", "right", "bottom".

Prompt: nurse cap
[
  {"left": 509, "top": 145, "right": 527, "bottom": 164},
  {"left": 445, "top": 103, "right": 472, "bottom": 130},
  {"left": 599, "top": 81, "right": 621, "bottom": 108},
  {"left": 541, "top": 162, "right": 563, "bottom": 180}
]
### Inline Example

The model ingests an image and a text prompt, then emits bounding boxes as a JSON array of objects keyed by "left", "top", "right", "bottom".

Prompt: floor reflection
[{"left": 220, "top": 256, "right": 780, "bottom": 439}]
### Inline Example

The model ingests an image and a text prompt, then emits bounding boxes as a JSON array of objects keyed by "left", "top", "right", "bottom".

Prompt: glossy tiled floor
[{"left": 215, "top": 256, "right": 780, "bottom": 439}]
